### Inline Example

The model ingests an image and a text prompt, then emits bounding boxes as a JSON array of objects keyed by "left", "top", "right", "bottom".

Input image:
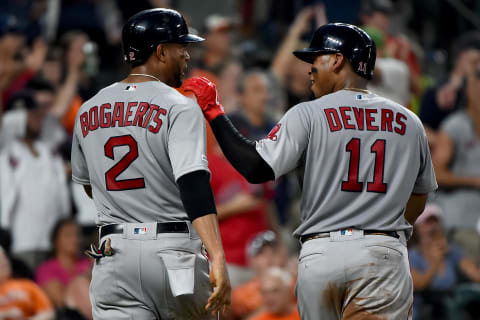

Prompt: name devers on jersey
[{"left": 324, "top": 106, "right": 407, "bottom": 135}]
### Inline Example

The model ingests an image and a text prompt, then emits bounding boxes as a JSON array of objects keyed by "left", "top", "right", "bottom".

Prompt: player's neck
[
  {"left": 126, "top": 65, "right": 166, "bottom": 84},
  {"left": 341, "top": 78, "right": 367, "bottom": 91}
]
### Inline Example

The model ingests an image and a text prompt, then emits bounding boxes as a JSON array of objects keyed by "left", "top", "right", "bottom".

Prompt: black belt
[
  {"left": 300, "top": 230, "right": 400, "bottom": 244},
  {"left": 100, "top": 222, "right": 189, "bottom": 239}
]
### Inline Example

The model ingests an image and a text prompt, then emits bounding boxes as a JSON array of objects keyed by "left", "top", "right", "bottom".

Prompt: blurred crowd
[{"left": 0, "top": 0, "right": 479, "bottom": 319}]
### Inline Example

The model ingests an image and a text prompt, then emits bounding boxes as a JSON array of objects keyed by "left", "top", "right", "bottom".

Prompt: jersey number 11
[{"left": 341, "top": 138, "right": 387, "bottom": 193}]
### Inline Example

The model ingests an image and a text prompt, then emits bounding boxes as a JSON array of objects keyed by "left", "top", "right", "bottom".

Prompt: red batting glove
[{"left": 182, "top": 77, "right": 225, "bottom": 122}]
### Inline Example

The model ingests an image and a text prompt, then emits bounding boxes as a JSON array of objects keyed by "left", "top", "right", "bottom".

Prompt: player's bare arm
[
  {"left": 182, "top": 77, "right": 275, "bottom": 184},
  {"left": 404, "top": 192, "right": 428, "bottom": 225},
  {"left": 191, "top": 215, "right": 231, "bottom": 314},
  {"left": 83, "top": 185, "right": 92, "bottom": 198},
  {"left": 177, "top": 170, "right": 231, "bottom": 314}
]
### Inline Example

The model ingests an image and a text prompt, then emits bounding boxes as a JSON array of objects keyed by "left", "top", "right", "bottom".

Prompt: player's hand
[
  {"left": 205, "top": 256, "right": 231, "bottom": 315},
  {"left": 181, "top": 77, "right": 225, "bottom": 122}
]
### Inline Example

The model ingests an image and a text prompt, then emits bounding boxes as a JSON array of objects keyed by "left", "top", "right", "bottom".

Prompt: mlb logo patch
[
  {"left": 134, "top": 227, "right": 147, "bottom": 235},
  {"left": 125, "top": 85, "right": 137, "bottom": 91},
  {"left": 340, "top": 228, "right": 353, "bottom": 236}
]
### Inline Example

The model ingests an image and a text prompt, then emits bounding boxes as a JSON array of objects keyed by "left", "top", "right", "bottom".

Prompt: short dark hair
[
  {"left": 26, "top": 76, "right": 55, "bottom": 93},
  {"left": 6, "top": 89, "right": 37, "bottom": 111},
  {"left": 50, "top": 218, "right": 77, "bottom": 248}
]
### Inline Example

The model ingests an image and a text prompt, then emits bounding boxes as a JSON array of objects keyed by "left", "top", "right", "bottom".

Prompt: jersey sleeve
[
  {"left": 167, "top": 100, "right": 210, "bottom": 181},
  {"left": 255, "top": 105, "right": 309, "bottom": 179},
  {"left": 71, "top": 124, "right": 90, "bottom": 185},
  {"left": 413, "top": 124, "right": 438, "bottom": 194}
]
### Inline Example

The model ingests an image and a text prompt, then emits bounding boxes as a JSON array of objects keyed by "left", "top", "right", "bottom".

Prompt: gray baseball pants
[
  {"left": 296, "top": 229, "right": 413, "bottom": 320},
  {"left": 89, "top": 222, "right": 213, "bottom": 320}
]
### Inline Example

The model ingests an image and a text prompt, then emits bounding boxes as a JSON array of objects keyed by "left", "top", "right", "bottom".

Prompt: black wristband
[
  {"left": 210, "top": 115, "right": 275, "bottom": 183},
  {"left": 177, "top": 170, "right": 217, "bottom": 222}
]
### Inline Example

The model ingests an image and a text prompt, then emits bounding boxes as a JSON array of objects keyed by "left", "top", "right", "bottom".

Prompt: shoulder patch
[{"left": 265, "top": 124, "right": 281, "bottom": 141}]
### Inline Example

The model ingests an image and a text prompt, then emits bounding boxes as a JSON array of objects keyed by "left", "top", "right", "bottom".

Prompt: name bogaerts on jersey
[
  {"left": 78, "top": 101, "right": 167, "bottom": 137},
  {"left": 324, "top": 106, "right": 407, "bottom": 135}
]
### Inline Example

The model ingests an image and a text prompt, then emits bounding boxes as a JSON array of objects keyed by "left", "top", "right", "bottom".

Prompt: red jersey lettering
[
  {"left": 339, "top": 106, "right": 355, "bottom": 130},
  {"left": 100, "top": 103, "right": 112, "bottom": 128},
  {"left": 89, "top": 106, "right": 99, "bottom": 131},
  {"left": 381, "top": 109, "right": 394, "bottom": 132},
  {"left": 365, "top": 109, "right": 378, "bottom": 131},
  {"left": 352, "top": 107, "right": 364, "bottom": 130},
  {"left": 148, "top": 107, "right": 167, "bottom": 133},
  {"left": 324, "top": 108, "right": 342, "bottom": 132},
  {"left": 143, "top": 104, "right": 158, "bottom": 128},
  {"left": 112, "top": 102, "right": 125, "bottom": 127},
  {"left": 80, "top": 112, "right": 89, "bottom": 137},
  {"left": 124, "top": 102, "right": 138, "bottom": 126},
  {"left": 133, "top": 102, "right": 149, "bottom": 127},
  {"left": 394, "top": 112, "right": 407, "bottom": 135}
]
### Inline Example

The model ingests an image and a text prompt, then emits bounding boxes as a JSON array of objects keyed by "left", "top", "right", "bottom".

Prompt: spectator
[
  {"left": 270, "top": 6, "right": 320, "bottom": 112},
  {"left": 431, "top": 55, "right": 480, "bottom": 231},
  {"left": 197, "top": 14, "right": 238, "bottom": 76},
  {"left": 189, "top": 15, "right": 242, "bottom": 113},
  {"left": 231, "top": 231, "right": 290, "bottom": 320},
  {"left": 364, "top": 26, "right": 410, "bottom": 106},
  {"left": 0, "top": 14, "right": 26, "bottom": 112},
  {"left": 0, "top": 246, "right": 55, "bottom": 320},
  {"left": 0, "top": 228, "right": 32, "bottom": 279},
  {"left": 410, "top": 204, "right": 480, "bottom": 320},
  {"left": 63, "top": 270, "right": 93, "bottom": 320},
  {"left": 228, "top": 69, "right": 291, "bottom": 228},
  {"left": 40, "top": 32, "right": 88, "bottom": 135},
  {"left": 360, "top": 0, "right": 422, "bottom": 100},
  {"left": 208, "top": 142, "right": 273, "bottom": 287},
  {"left": 249, "top": 267, "right": 299, "bottom": 320},
  {"left": 35, "top": 219, "right": 91, "bottom": 307},
  {"left": 0, "top": 14, "right": 47, "bottom": 109},
  {"left": 0, "top": 77, "right": 68, "bottom": 151},
  {"left": 229, "top": 69, "right": 276, "bottom": 139},
  {"left": 420, "top": 32, "right": 480, "bottom": 141},
  {"left": 0, "top": 89, "right": 70, "bottom": 270}
]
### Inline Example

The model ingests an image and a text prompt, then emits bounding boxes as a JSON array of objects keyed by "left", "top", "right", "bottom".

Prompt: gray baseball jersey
[
  {"left": 256, "top": 89, "right": 437, "bottom": 237},
  {"left": 71, "top": 81, "right": 210, "bottom": 225},
  {"left": 71, "top": 81, "right": 213, "bottom": 320}
]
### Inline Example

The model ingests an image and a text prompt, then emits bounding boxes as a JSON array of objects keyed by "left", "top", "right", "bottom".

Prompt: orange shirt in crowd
[
  {"left": 0, "top": 279, "right": 53, "bottom": 318},
  {"left": 249, "top": 308, "right": 300, "bottom": 320},
  {"left": 232, "top": 278, "right": 263, "bottom": 318},
  {"left": 232, "top": 277, "right": 297, "bottom": 319}
]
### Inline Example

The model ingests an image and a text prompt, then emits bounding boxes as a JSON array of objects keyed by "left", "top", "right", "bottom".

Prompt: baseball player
[
  {"left": 70, "top": 9, "right": 230, "bottom": 320},
  {"left": 182, "top": 23, "right": 437, "bottom": 319}
]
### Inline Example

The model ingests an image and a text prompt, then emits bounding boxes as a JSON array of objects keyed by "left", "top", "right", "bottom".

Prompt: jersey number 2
[
  {"left": 104, "top": 135, "right": 145, "bottom": 191},
  {"left": 341, "top": 138, "right": 387, "bottom": 193}
]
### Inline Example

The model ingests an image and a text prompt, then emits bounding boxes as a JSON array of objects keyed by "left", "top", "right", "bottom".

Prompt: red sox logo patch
[{"left": 266, "top": 124, "right": 281, "bottom": 141}]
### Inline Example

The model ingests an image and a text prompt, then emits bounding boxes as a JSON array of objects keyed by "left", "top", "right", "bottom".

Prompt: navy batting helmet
[
  {"left": 122, "top": 8, "right": 204, "bottom": 65},
  {"left": 293, "top": 23, "right": 376, "bottom": 80}
]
